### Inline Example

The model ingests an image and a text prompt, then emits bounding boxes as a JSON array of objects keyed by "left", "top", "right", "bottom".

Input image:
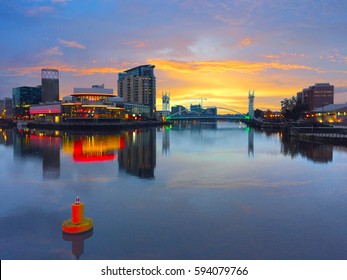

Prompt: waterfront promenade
[
  {"left": 26, "top": 120, "right": 168, "bottom": 130},
  {"left": 288, "top": 125, "right": 347, "bottom": 144},
  {"left": 0, "top": 119, "right": 168, "bottom": 130}
]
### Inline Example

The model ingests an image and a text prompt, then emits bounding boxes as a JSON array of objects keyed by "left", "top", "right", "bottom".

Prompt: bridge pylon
[
  {"left": 248, "top": 89, "right": 255, "bottom": 120},
  {"left": 162, "top": 91, "right": 170, "bottom": 118}
]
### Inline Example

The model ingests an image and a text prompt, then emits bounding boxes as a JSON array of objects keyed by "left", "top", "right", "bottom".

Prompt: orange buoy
[{"left": 62, "top": 197, "right": 93, "bottom": 234}]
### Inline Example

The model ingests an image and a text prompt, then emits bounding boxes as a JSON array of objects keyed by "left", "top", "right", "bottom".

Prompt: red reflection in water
[
  {"left": 73, "top": 140, "right": 116, "bottom": 162},
  {"left": 71, "top": 136, "right": 128, "bottom": 163}
]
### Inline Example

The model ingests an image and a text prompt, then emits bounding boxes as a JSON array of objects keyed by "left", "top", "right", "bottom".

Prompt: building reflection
[
  {"left": 281, "top": 136, "right": 333, "bottom": 163},
  {"left": 248, "top": 127, "right": 254, "bottom": 158},
  {"left": 13, "top": 129, "right": 61, "bottom": 179},
  {"left": 118, "top": 129, "right": 156, "bottom": 179},
  {"left": 162, "top": 126, "right": 170, "bottom": 155},
  {"left": 0, "top": 129, "right": 14, "bottom": 146},
  {"left": 61, "top": 134, "right": 124, "bottom": 163},
  {"left": 170, "top": 120, "right": 218, "bottom": 131},
  {"left": 11, "top": 128, "right": 157, "bottom": 180}
]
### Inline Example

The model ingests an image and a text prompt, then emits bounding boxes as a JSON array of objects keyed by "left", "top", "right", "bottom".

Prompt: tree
[
  {"left": 280, "top": 96, "right": 307, "bottom": 121},
  {"left": 281, "top": 96, "right": 296, "bottom": 114}
]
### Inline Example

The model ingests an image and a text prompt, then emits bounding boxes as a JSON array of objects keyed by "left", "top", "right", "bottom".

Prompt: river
[{"left": 0, "top": 120, "right": 347, "bottom": 259}]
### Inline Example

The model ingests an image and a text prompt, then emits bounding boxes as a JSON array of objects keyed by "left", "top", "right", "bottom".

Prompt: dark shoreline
[{"left": 24, "top": 120, "right": 170, "bottom": 131}]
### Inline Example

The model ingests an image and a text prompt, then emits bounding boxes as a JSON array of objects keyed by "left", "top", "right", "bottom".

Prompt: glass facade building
[{"left": 12, "top": 86, "right": 42, "bottom": 119}]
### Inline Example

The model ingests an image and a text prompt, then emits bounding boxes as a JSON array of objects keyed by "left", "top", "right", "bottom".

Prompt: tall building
[
  {"left": 248, "top": 89, "right": 255, "bottom": 119},
  {"left": 118, "top": 65, "right": 156, "bottom": 117},
  {"left": 162, "top": 91, "right": 170, "bottom": 118},
  {"left": 12, "top": 86, "right": 42, "bottom": 119},
  {"left": 41, "top": 69, "right": 59, "bottom": 102},
  {"left": 297, "top": 83, "right": 334, "bottom": 111}
]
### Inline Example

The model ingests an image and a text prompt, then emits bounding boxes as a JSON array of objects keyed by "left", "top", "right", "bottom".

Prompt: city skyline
[{"left": 1, "top": 0, "right": 347, "bottom": 113}]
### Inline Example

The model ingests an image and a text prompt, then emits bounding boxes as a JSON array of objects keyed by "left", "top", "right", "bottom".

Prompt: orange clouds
[
  {"left": 2, "top": 58, "right": 319, "bottom": 113},
  {"left": 75, "top": 67, "right": 125, "bottom": 76},
  {"left": 148, "top": 59, "right": 316, "bottom": 74},
  {"left": 264, "top": 52, "right": 305, "bottom": 60},
  {"left": 149, "top": 58, "right": 317, "bottom": 112}
]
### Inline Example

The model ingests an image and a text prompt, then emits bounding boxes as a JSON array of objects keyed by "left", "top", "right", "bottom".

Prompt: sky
[{"left": 1, "top": 0, "right": 347, "bottom": 113}]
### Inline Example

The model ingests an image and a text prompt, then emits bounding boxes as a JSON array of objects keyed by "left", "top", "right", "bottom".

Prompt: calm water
[{"left": 1, "top": 121, "right": 347, "bottom": 260}]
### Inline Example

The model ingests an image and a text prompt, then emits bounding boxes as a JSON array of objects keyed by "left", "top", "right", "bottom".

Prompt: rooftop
[{"left": 313, "top": 103, "right": 347, "bottom": 112}]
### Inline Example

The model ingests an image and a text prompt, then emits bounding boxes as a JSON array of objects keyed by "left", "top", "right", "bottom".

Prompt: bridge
[
  {"left": 163, "top": 90, "right": 255, "bottom": 123},
  {"left": 165, "top": 107, "right": 250, "bottom": 121}
]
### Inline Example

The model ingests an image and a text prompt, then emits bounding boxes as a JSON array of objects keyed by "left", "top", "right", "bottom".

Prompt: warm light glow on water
[{"left": 0, "top": 121, "right": 347, "bottom": 260}]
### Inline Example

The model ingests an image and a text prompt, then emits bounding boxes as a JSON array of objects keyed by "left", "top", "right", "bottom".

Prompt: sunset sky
[{"left": 1, "top": 0, "right": 347, "bottom": 113}]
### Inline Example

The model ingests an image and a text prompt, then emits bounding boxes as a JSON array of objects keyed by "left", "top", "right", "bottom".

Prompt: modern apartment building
[
  {"left": 118, "top": 65, "right": 156, "bottom": 117},
  {"left": 297, "top": 83, "right": 334, "bottom": 111},
  {"left": 41, "top": 69, "right": 59, "bottom": 102}
]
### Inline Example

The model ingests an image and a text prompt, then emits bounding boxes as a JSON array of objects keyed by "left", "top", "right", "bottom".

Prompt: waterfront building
[
  {"left": 171, "top": 105, "right": 187, "bottom": 116},
  {"left": 118, "top": 65, "right": 156, "bottom": 117},
  {"left": 41, "top": 69, "right": 59, "bottom": 103},
  {"left": 189, "top": 104, "right": 217, "bottom": 116},
  {"left": 312, "top": 103, "right": 347, "bottom": 125},
  {"left": 30, "top": 102, "right": 62, "bottom": 123},
  {"left": 12, "top": 86, "right": 42, "bottom": 119},
  {"left": 190, "top": 104, "right": 202, "bottom": 114},
  {"left": 30, "top": 84, "right": 150, "bottom": 122},
  {"left": 0, "top": 98, "right": 13, "bottom": 119},
  {"left": 202, "top": 107, "right": 217, "bottom": 116},
  {"left": 297, "top": 83, "right": 334, "bottom": 111}
]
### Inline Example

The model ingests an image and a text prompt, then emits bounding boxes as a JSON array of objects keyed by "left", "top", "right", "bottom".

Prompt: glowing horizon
[{"left": 1, "top": 1, "right": 347, "bottom": 113}]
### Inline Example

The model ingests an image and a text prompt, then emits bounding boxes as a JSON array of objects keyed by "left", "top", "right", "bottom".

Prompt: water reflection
[
  {"left": 162, "top": 126, "right": 170, "bottom": 155},
  {"left": 248, "top": 127, "right": 254, "bottom": 158},
  {"left": 0, "top": 128, "right": 13, "bottom": 145},
  {"left": 1, "top": 128, "right": 156, "bottom": 180},
  {"left": 61, "top": 134, "right": 124, "bottom": 163},
  {"left": 0, "top": 124, "right": 345, "bottom": 181},
  {"left": 63, "top": 230, "right": 93, "bottom": 260},
  {"left": 118, "top": 129, "right": 156, "bottom": 179},
  {"left": 281, "top": 136, "right": 333, "bottom": 163},
  {"left": 1, "top": 122, "right": 347, "bottom": 260},
  {"left": 13, "top": 129, "right": 61, "bottom": 179}
]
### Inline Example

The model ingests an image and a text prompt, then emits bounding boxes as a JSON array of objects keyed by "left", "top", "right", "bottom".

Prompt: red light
[{"left": 72, "top": 140, "right": 116, "bottom": 162}]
